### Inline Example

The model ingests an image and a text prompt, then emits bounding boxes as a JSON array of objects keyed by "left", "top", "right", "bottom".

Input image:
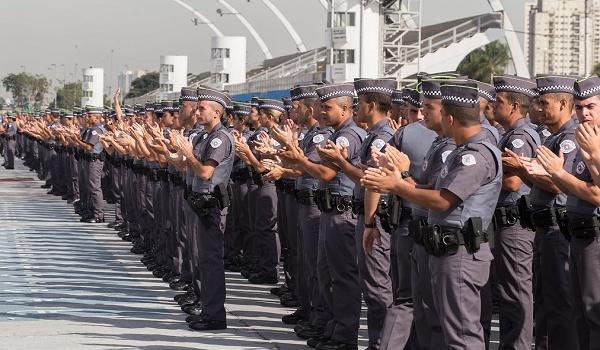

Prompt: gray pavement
[{"left": 0, "top": 161, "right": 502, "bottom": 349}]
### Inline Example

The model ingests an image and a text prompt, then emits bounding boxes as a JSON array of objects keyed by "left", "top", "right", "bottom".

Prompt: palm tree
[{"left": 457, "top": 41, "right": 510, "bottom": 83}]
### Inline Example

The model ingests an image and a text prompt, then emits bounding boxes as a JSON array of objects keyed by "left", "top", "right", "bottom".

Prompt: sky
[{"left": 0, "top": 0, "right": 528, "bottom": 99}]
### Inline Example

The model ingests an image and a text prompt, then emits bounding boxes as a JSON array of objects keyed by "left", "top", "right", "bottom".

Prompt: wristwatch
[
  {"left": 364, "top": 221, "right": 377, "bottom": 229},
  {"left": 401, "top": 171, "right": 411, "bottom": 179}
]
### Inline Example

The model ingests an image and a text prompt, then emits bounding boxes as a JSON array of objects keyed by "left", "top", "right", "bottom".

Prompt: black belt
[
  {"left": 90, "top": 153, "right": 104, "bottom": 162},
  {"left": 5, "top": 135, "right": 16, "bottom": 141},
  {"left": 422, "top": 218, "right": 489, "bottom": 256},
  {"left": 296, "top": 189, "right": 316, "bottom": 206},
  {"left": 314, "top": 189, "right": 352, "bottom": 214},
  {"left": 568, "top": 216, "right": 600, "bottom": 239},
  {"left": 493, "top": 205, "right": 520, "bottom": 228},
  {"left": 276, "top": 180, "right": 296, "bottom": 193},
  {"left": 231, "top": 168, "right": 252, "bottom": 182},
  {"left": 532, "top": 207, "right": 566, "bottom": 228}
]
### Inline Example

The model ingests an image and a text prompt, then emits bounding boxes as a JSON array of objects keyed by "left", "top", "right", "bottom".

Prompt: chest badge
[
  {"left": 542, "top": 129, "right": 551, "bottom": 137},
  {"left": 441, "top": 150, "right": 452, "bottom": 163},
  {"left": 511, "top": 139, "right": 525, "bottom": 149},
  {"left": 576, "top": 161, "right": 586, "bottom": 175},
  {"left": 560, "top": 140, "right": 576, "bottom": 154},
  {"left": 313, "top": 134, "right": 325, "bottom": 144},
  {"left": 371, "top": 138, "right": 386, "bottom": 151},
  {"left": 298, "top": 132, "right": 305, "bottom": 141},
  {"left": 461, "top": 154, "right": 476, "bottom": 166},
  {"left": 210, "top": 138, "right": 223, "bottom": 149},
  {"left": 440, "top": 165, "right": 448, "bottom": 178},
  {"left": 336, "top": 136, "right": 350, "bottom": 148}
]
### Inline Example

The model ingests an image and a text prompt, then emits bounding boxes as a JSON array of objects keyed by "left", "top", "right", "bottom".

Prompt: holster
[
  {"left": 516, "top": 195, "right": 535, "bottom": 230},
  {"left": 569, "top": 216, "right": 600, "bottom": 239},
  {"left": 408, "top": 218, "right": 428, "bottom": 245},
  {"left": 296, "top": 189, "right": 316, "bottom": 206},
  {"left": 494, "top": 205, "right": 519, "bottom": 228}
]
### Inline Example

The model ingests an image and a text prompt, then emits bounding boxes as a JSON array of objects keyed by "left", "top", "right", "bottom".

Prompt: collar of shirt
[
  {"left": 462, "top": 129, "right": 490, "bottom": 146},
  {"left": 556, "top": 117, "right": 577, "bottom": 135},
  {"left": 507, "top": 117, "right": 529, "bottom": 132},
  {"left": 334, "top": 116, "right": 355, "bottom": 132},
  {"left": 367, "top": 118, "right": 389, "bottom": 133}
]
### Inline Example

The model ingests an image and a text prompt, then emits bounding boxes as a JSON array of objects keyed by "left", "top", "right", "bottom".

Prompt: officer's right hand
[{"left": 363, "top": 226, "right": 381, "bottom": 255}]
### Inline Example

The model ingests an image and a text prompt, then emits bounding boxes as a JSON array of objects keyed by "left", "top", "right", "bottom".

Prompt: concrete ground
[{"left": 0, "top": 160, "right": 502, "bottom": 349}]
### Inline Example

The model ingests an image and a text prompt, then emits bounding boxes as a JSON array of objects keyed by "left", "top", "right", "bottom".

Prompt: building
[
  {"left": 209, "top": 36, "right": 247, "bottom": 90},
  {"left": 159, "top": 55, "right": 188, "bottom": 101},
  {"left": 81, "top": 67, "right": 104, "bottom": 108},
  {"left": 117, "top": 70, "right": 146, "bottom": 96},
  {"left": 524, "top": 0, "right": 600, "bottom": 76}
]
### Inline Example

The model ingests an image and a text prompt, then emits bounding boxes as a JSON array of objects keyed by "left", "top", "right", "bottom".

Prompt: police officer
[
  {"left": 292, "top": 83, "right": 366, "bottom": 350},
  {"left": 476, "top": 81, "right": 502, "bottom": 143},
  {"left": 171, "top": 87, "right": 234, "bottom": 331},
  {"left": 273, "top": 84, "right": 333, "bottom": 331},
  {"left": 2, "top": 113, "right": 17, "bottom": 169},
  {"left": 362, "top": 81, "right": 502, "bottom": 348},
  {"left": 533, "top": 76, "right": 600, "bottom": 349},
  {"left": 403, "top": 77, "right": 456, "bottom": 350},
  {"left": 491, "top": 75, "right": 540, "bottom": 349},
  {"left": 80, "top": 107, "right": 105, "bottom": 223},
  {"left": 328, "top": 78, "right": 395, "bottom": 350},
  {"left": 507, "top": 76, "right": 579, "bottom": 349}
]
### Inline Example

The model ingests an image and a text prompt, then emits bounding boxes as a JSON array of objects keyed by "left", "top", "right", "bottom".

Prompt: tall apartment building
[{"left": 524, "top": 0, "right": 600, "bottom": 76}]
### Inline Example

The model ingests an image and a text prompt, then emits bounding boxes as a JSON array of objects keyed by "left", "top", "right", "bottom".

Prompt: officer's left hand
[
  {"left": 536, "top": 146, "right": 565, "bottom": 177},
  {"left": 360, "top": 166, "right": 402, "bottom": 193},
  {"left": 263, "top": 165, "right": 284, "bottom": 181},
  {"left": 317, "top": 140, "right": 346, "bottom": 163},
  {"left": 384, "top": 147, "right": 410, "bottom": 172},
  {"left": 388, "top": 118, "right": 400, "bottom": 132}
]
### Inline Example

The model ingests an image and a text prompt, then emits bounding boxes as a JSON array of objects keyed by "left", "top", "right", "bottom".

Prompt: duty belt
[
  {"left": 295, "top": 189, "right": 316, "bottom": 206},
  {"left": 275, "top": 180, "right": 296, "bottom": 194},
  {"left": 231, "top": 168, "right": 252, "bottom": 182},
  {"left": 314, "top": 189, "right": 352, "bottom": 214},
  {"left": 89, "top": 153, "right": 104, "bottom": 162},
  {"left": 566, "top": 215, "right": 600, "bottom": 239},
  {"left": 422, "top": 218, "right": 489, "bottom": 256},
  {"left": 493, "top": 205, "right": 520, "bottom": 228}
]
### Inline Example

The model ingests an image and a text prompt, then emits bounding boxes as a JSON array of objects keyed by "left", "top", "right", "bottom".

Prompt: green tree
[
  {"left": 55, "top": 82, "right": 83, "bottom": 109},
  {"left": 2, "top": 72, "right": 50, "bottom": 107},
  {"left": 593, "top": 62, "right": 600, "bottom": 76},
  {"left": 457, "top": 41, "right": 510, "bottom": 83},
  {"left": 125, "top": 72, "right": 159, "bottom": 98},
  {"left": 0, "top": 96, "right": 5, "bottom": 110}
]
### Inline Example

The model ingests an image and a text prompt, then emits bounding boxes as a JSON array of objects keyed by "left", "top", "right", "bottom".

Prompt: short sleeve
[
  {"left": 202, "top": 134, "right": 232, "bottom": 165},
  {"left": 438, "top": 151, "right": 491, "bottom": 201},
  {"left": 306, "top": 130, "right": 330, "bottom": 163},
  {"left": 504, "top": 132, "right": 536, "bottom": 159},
  {"left": 559, "top": 133, "right": 578, "bottom": 173}
]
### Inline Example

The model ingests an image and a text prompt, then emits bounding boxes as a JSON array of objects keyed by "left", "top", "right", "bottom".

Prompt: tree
[
  {"left": 2, "top": 72, "right": 49, "bottom": 107},
  {"left": 55, "top": 82, "right": 83, "bottom": 109},
  {"left": 125, "top": 72, "right": 159, "bottom": 98},
  {"left": 0, "top": 96, "right": 5, "bottom": 110},
  {"left": 593, "top": 62, "right": 600, "bottom": 77},
  {"left": 457, "top": 41, "right": 510, "bottom": 83}
]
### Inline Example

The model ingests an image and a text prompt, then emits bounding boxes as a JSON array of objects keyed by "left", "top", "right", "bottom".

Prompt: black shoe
[
  {"left": 185, "top": 314, "right": 205, "bottom": 323},
  {"left": 179, "top": 294, "right": 198, "bottom": 306},
  {"left": 270, "top": 285, "right": 288, "bottom": 297},
  {"left": 248, "top": 272, "right": 278, "bottom": 285},
  {"left": 182, "top": 303, "right": 202, "bottom": 316},
  {"left": 153, "top": 267, "right": 169, "bottom": 279},
  {"left": 308, "top": 336, "right": 330, "bottom": 348},
  {"left": 188, "top": 319, "right": 227, "bottom": 331},
  {"left": 170, "top": 280, "right": 189, "bottom": 291},
  {"left": 165, "top": 273, "right": 180, "bottom": 283},
  {"left": 281, "top": 295, "right": 301, "bottom": 308},
  {"left": 66, "top": 198, "right": 76, "bottom": 204},
  {"left": 107, "top": 221, "right": 118, "bottom": 228},
  {"left": 121, "top": 233, "right": 133, "bottom": 242},
  {"left": 61, "top": 194, "right": 70, "bottom": 200},
  {"left": 130, "top": 245, "right": 145, "bottom": 254},
  {"left": 41, "top": 184, "right": 51, "bottom": 189},
  {"left": 174, "top": 290, "right": 194, "bottom": 303},
  {"left": 315, "top": 339, "right": 358, "bottom": 350},
  {"left": 282, "top": 309, "right": 307, "bottom": 325},
  {"left": 83, "top": 217, "right": 105, "bottom": 223},
  {"left": 114, "top": 222, "right": 126, "bottom": 230},
  {"left": 296, "top": 325, "right": 324, "bottom": 340}
]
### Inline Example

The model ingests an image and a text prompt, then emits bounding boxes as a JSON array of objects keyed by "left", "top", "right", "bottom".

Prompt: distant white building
[
  {"left": 524, "top": 0, "right": 600, "bottom": 76},
  {"left": 209, "top": 36, "right": 247, "bottom": 90},
  {"left": 159, "top": 56, "right": 188, "bottom": 101},
  {"left": 81, "top": 67, "right": 104, "bottom": 108},
  {"left": 117, "top": 70, "right": 146, "bottom": 96},
  {"left": 325, "top": 0, "right": 381, "bottom": 83}
]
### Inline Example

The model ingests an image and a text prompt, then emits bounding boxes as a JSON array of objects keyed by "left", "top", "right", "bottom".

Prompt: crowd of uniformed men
[{"left": 1, "top": 72, "right": 600, "bottom": 350}]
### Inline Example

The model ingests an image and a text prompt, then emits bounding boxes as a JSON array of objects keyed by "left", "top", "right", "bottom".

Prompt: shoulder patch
[
  {"left": 560, "top": 139, "right": 576, "bottom": 154},
  {"left": 336, "top": 136, "right": 349, "bottom": 148},
  {"left": 91, "top": 130, "right": 97, "bottom": 136},
  {"left": 576, "top": 160, "right": 586, "bottom": 175},
  {"left": 372, "top": 138, "right": 386, "bottom": 151},
  {"left": 461, "top": 154, "right": 476, "bottom": 166},
  {"left": 298, "top": 132, "right": 305, "bottom": 141},
  {"left": 203, "top": 133, "right": 208, "bottom": 140},
  {"left": 422, "top": 160, "right": 428, "bottom": 172},
  {"left": 188, "top": 133, "right": 198, "bottom": 142},
  {"left": 312, "top": 134, "right": 325, "bottom": 144},
  {"left": 440, "top": 165, "right": 448, "bottom": 178},
  {"left": 210, "top": 138, "right": 223, "bottom": 149},
  {"left": 511, "top": 138, "right": 525, "bottom": 149},
  {"left": 542, "top": 129, "right": 552, "bottom": 137},
  {"left": 441, "top": 150, "right": 452, "bottom": 163}
]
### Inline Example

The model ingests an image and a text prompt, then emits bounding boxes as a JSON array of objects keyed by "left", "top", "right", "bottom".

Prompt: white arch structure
[
  {"left": 169, "top": 0, "right": 224, "bottom": 37},
  {"left": 217, "top": 0, "right": 273, "bottom": 59},
  {"left": 487, "top": 0, "right": 529, "bottom": 77},
  {"left": 260, "top": 0, "right": 307, "bottom": 52}
]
